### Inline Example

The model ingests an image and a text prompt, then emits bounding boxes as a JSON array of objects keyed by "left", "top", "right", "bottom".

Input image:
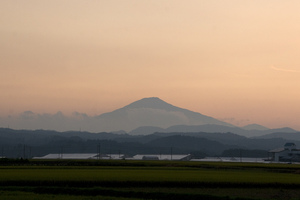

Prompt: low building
[{"left": 269, "top": 143, "right": 300, "bottom": 162}]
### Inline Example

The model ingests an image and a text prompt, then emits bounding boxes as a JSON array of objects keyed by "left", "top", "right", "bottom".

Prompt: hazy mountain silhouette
[
  {"left": 96, "top": 97, "right": 234, "bottom": 132},
  {"left": 129, "top": 124, "right": 297, "bottom": 137}
]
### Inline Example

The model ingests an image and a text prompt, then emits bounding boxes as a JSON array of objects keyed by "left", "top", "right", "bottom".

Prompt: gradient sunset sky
[{"left": 1, "top": 0, "right": 300, "bottom": 130}]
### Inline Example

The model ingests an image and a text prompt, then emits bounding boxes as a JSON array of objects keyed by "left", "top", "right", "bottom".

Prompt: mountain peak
[{"left": 124, "top": 97, "right": 176, "bottom": 110}]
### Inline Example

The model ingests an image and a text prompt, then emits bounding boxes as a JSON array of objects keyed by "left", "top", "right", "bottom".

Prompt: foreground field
[{"left": 0, "top": 159, "right": 300, "bottom": 200}]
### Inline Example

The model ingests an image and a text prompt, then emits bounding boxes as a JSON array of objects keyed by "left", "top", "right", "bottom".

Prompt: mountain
[{"left": 95, "top": 97, "right": 234, "bottom": 132}]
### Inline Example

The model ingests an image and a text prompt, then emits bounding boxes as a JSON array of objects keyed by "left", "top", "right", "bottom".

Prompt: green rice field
[{"left": 1, "top": 159, "right": 300, "bottom": 200}]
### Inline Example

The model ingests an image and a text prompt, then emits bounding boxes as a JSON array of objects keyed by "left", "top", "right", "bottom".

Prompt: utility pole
[
  {"left": 23, "top": 145, "right": 26, "bottom": 159},
  {"left": 239, "top": 149, "right": 242, "bottom": 162},
  {"left": 171, "top": 147, "right": 173, "bottom": 161},
  {"left": 60, "top": 147, "right": 64, "bottom": 159},
  {"left": 29, "top": 146, "right": 31, "bottom": 159},
  {"left": 97, "top": 143, "right": 101, "bottom": 160}
]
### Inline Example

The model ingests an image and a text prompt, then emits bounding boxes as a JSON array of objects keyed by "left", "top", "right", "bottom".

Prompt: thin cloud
[{"left": 270, "top": 65, "right": 300, "bottom": 73}]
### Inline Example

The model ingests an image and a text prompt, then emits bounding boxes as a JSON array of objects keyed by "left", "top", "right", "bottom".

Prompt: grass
[
  {"left": 0, "top": 190, "right": 138, "bottom": 200},
  {"left": 1, "top": 166, "right": 300, "bottom": 185},
  {"left": 1, "top": 160, "right": 300, "bottom": 199}
]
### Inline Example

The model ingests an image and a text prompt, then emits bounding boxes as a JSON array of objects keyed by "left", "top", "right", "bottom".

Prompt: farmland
[{"left": 1, "top": 159, "right": 300, "bottom": 199}]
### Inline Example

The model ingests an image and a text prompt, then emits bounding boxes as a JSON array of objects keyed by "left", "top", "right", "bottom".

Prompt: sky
[{"left": 1, "top": 0, "right": 300, "bottom": 130}]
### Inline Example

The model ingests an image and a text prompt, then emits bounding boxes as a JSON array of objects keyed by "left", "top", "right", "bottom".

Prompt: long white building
[
  {"left": 33, "top": 153, "right": 191, "bottom": 161},
  {"left": 33, "top": 153, "right": 125, "bottom": 160}
]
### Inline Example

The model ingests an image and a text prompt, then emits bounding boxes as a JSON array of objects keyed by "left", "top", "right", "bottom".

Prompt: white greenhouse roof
[
  {"left": 33, "top": 153, "right": 125, "bottom": 160},
  {"left": 269, "top": 148, "right": 286, "bottom": 153},
  {"left": 130, "top": 154, "right": 191, "bottom": 161},
  {"left": 100, "top": 154, "right": 125, "bottom": 160},
  {"left": 33, "top": 153, "right": 98, "bottom": 159}
]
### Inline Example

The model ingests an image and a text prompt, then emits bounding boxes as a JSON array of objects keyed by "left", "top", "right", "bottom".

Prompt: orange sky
[{"left": 1, "top": 0, "right": 300, "bottom": 130}]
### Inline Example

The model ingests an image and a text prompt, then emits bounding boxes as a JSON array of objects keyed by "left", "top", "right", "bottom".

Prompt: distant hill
[
  {"left": 146, "top": 135, "right": 235, "bottom": 155},
  {"left": 254, "top": 131, "right": 300, "bottom": 141},
  {"left": 148, "top": 132, "right": 289, "bottom": 151},
  {"left": 242, "top": 124, "right": 269, "bottom": 131},
  {"left": 129, "top": 126, "right": 165, "bottom": 135},
  {"left": 129, "top": 124, "right": 298, "bottom": 137}
]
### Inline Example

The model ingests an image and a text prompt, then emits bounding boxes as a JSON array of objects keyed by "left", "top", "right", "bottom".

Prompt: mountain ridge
[{"left": 242, "top": 124, "right": 269, "bottom": 131}]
